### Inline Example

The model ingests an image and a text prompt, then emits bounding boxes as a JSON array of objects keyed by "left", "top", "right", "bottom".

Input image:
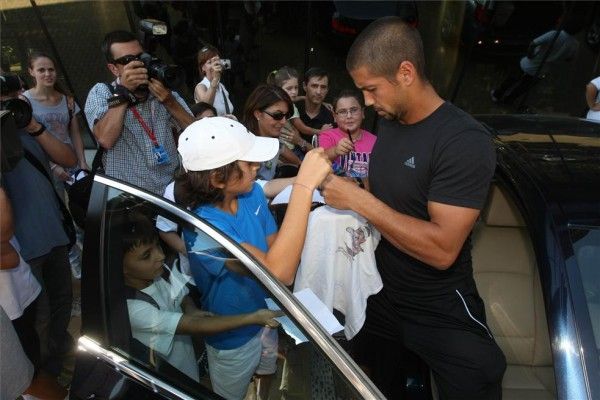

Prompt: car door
[{"left": 70, "top": 174, "right": 384, "bottom": 400}]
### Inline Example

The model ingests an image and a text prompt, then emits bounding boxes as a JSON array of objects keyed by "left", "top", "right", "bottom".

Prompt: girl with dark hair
[
  {"left": 319, "top": 90, "right": 376, "bottom": 179},
  {"left": 241, "top": 84, "right": 302, "bottom": 179},
  {"left": 194, "top": 45, "right": 234, "bottom": 117},
  {"left": 23, "top": 52, "right": 88, "bottom": 192}
]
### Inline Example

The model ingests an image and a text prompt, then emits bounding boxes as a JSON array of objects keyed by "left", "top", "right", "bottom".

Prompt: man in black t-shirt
[
  {"left": 297, "top": 67, "right": 334, "bottom": 143},
  {"left": 321, "top": 17, "right": 506, "bottom": 399}
]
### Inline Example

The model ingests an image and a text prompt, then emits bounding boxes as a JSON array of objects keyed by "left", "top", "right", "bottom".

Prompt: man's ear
[
  {"left": 395, "top": 61, "right": 416, "bottom": 86},
  {"left": 302, "top": 81, "right": 307, "bottom": 92},
  {"left": 107, "top": 63, "right": 119, "bottom": 78}
]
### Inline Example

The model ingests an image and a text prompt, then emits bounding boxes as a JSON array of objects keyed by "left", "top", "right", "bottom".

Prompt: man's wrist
[
  {"left": 28, "top": 123, "right": 46, "bottom": 137},
  {"left": 109, "top": 85, "right": 137, "bottom": 107}
]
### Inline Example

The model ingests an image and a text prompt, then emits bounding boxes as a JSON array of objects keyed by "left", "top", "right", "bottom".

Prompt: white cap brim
[{"left": 238, "top": 135, "right": 280, "bottom": 163}]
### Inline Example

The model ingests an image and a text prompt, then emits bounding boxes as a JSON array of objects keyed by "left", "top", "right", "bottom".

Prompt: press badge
[{"left": 153, "top": 144, "right": 170, "bottom": 165}]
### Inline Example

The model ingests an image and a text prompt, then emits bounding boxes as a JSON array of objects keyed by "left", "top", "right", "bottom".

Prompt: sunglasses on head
[
  {"left": 262, "top": 109, "right": 290, "bottom": 121},
  {"left": 112, "top": 53, "right": 143, "bottom": 65}
]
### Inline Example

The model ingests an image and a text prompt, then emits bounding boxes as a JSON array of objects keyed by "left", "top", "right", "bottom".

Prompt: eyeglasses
[
  {"left": 262, "top": 110, "right": 290, "bottom": 121},
  {"left": 335, "top": 107, "right": 361, "bottom": 117},
  {"left": 112, "top": 53, "right": 143, "bottom": 65}
]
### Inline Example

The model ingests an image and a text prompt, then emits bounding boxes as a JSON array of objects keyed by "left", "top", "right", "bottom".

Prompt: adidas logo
[{"left": 404, "top": 156, "right": 416, "bottom": 169}]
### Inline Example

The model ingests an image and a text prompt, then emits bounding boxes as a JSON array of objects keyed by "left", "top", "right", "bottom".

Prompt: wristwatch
[
  {"left": 107, "top": 85, "right": 137, "bottom": 108},
  {"left": 28, "top": 123, "right": 46, "bottom": 137}
]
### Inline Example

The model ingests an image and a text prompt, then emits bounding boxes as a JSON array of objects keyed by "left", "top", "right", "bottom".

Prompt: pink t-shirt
[{"left": 318, "top": 128, "right": 377, "bottom": 178}]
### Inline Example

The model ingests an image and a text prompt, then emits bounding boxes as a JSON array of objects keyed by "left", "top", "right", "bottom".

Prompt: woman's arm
[
  {"left": 68, "top": 104, "right": 90, "bottom": 170},
  {"left": 240, "top": 149, "right": 331, "bottom": 285},
  {"left": 279, "top": 146, "right": 302, "bottom": 166}
]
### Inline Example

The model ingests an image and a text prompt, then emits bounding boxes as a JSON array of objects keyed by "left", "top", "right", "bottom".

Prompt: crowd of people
[{"left": 3, "top": 13, "right": 597, "bottom": 400}]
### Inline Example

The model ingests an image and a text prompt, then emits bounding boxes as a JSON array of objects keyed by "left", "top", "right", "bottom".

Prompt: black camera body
[
  {"left": 139, "top": 52, "right": 185, "bottom": 90},
  {"left": 0, "top": 73, "right": 32, "bottom": 129},
  {"left": 0, "top": 110, "right": 25, "bottom": 173}
]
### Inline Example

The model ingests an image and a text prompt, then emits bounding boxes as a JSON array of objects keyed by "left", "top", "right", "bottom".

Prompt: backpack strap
[{"left": 124, "top": 285, "right": 160, "bottom": 309}]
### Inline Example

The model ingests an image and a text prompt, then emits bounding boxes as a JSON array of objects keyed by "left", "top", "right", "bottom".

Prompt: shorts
[{"left": 206, "top": 327, "right": 278, "bottom": 400}]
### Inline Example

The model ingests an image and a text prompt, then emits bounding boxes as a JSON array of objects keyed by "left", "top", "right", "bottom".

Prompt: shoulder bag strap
[{"left": 22, "top": 149, "right": 75, "bottom": 228}]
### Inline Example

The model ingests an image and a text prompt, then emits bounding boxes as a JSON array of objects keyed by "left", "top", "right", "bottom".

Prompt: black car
[{"left": 71, "top": 115, "right": 599, "bottom": 399}]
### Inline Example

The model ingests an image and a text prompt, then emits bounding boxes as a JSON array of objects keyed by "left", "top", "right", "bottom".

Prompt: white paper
[{"left": 265, "top": 288, "right": 344, "bottom": 345}]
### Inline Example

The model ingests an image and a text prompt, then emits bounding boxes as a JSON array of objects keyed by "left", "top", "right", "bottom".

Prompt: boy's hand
[
  {"left": 295, "top": 148, "right": 332, "bottom": 191},
  {"left": 253, "top": 309, "right": 284, "bottom": 327}
]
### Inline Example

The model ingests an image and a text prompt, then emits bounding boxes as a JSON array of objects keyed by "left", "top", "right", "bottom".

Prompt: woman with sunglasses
[
  {"left": 194, "top": 45, "right": 234, "bottom": 117},
  {"left": 319, "top": 90, "right": 376, "bottom": 179},
  {"left": 241, "top": 84, "right": 303, "bottom": 180}
]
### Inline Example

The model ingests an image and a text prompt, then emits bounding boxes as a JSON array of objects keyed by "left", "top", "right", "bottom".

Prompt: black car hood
[{"left": 476, "top": 115, "right": 600, "bottom": 223}]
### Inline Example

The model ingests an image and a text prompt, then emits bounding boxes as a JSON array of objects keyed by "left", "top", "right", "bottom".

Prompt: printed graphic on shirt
[
  {"left": 43, "top": 112, "right": 70, "bottom": 142},
  {"left": 334, "top": 151, "right": 370, "bottom": 178},
  {"left": 403, "top": 156, "right": 416, "bottom": 169},
  {"left": 337, "top": 224, "right": 374, "bottom": 261}
]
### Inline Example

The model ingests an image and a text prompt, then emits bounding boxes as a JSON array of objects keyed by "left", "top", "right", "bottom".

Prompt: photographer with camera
[
  {"left": 84, "top": 30, "right": 193, "bottom": 195},
  {"left": 1, "top": 72, "right": 77, "bottom": 386},
  {"left": 194, "top": 45, "right": 235, "bottom": 117}
]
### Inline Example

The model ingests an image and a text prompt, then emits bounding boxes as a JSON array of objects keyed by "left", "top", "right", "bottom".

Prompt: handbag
[{"left": 22, "top": 149, "right": 76, "bottom": 249}]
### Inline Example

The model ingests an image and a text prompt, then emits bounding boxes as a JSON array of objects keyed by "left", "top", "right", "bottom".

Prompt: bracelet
[
  {"left": 29, "top": 123, "right": 45, "bottom": 137},
  {"left": 293, "top": 182, "right": 314, "bottom": 192}
]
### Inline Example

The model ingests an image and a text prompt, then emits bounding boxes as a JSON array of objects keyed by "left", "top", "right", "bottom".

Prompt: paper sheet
[{"left": 266, "top": 288, "right": 344, "bottom": 344}]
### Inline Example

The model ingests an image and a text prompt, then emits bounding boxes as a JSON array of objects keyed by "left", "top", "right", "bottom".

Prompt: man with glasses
[
  {"left": 85, "top": 30, "right": 193, "bottom": 195},
  {"left": 321, "top": 17, "right": 505, "bottom": 399},
  {"left": 297, "top": 67, "right": 334, "bottom": 144}
]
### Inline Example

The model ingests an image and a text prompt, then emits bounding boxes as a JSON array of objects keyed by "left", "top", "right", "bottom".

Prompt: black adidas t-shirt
[{"left": 369, "top": 102, "right": 495, "bottom": 320}]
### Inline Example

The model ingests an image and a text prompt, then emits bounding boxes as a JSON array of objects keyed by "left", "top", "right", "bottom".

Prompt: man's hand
[
  {"left": 321, "top": 174, "right": 363, "bottom": 210},
  {"left": 148, "top": 78, "right": 172, "bottom": 104},
  {"left": 120, "top": 60, "right": 148, "bottom": 92}
]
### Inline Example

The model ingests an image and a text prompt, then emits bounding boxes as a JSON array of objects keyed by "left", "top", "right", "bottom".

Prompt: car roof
[{"left": 476, "top": 114, "right": 600, "bottom": 224}]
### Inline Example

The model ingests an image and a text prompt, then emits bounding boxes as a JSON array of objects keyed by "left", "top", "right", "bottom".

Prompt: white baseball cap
[{"left": 178, "top": 117, "right": 279, "bottom": 172}]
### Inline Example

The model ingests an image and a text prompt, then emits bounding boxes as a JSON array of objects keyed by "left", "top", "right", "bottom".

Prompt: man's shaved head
[{"left": 346, "top": 16, "right": 426, "bottom": 81}]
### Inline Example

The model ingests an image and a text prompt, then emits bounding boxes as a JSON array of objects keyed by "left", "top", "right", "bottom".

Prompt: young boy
[
  {"left": 120, "top": 211, "right": 282, "bottom": 382},
  {"left": 175, "top": 117, "right": 331, "bottom": 399}
]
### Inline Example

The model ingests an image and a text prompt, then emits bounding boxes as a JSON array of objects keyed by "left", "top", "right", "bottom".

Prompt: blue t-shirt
[
  {"left": 184, "top": 183, "right": 277, "bottom": 349},
  {"left": 2, "top": 131, "right": 69, "bottom": 261}
]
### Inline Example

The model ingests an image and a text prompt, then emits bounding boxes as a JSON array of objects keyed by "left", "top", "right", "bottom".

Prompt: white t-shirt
[
  {"left": 0, "top": 237, "right": 41, "bottom": 320},
  {"left": 293, "top": 206, "right": 382, "bottom": 339},
  {"left": 127, "top": 265, "right": 199, "bottom": 381},
  {"left": 586, "top": 76, "right": 600, "bottom": 121},
  {"left": 194, "top": 77, "right": 234, "bottom": 116}
]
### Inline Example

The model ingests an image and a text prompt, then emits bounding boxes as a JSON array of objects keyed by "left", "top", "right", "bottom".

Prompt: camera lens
[{"left": 1, "top": 98, "right": 32, "bottom": 129}]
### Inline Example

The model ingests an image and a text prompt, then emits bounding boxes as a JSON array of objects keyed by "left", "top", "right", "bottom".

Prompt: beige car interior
[{"left": 471, "top": 184, "right": 556, "bottom": 400}]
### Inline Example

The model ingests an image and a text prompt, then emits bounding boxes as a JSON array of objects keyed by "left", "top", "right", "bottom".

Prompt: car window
[{"left": 100, "top": 185, "right": 368, "bottom": 399}]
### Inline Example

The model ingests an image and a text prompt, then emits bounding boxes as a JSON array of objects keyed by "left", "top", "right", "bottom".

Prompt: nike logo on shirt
[{"left": 255, "top": 205, "right": 261, "bottom": 215}]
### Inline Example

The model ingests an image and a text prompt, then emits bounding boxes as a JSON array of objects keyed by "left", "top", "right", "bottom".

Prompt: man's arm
[
  {"left": 25, "top": 119, "right": 77, "bottom": 167},
  {"left": 149, "top": 79, "right": 193, "bottom": 130},
  {"left": 321, "top": 176, "right": 479, "bottom": 269}
]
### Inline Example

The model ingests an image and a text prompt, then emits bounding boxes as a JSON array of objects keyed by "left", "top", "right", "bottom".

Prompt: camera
[
  {"left": 139, "top": 53, "right": 185, "bottom": 90},
  {"left": 0, "top": 110, "right": 24, "bottom": 173},
  {"left": 138, "top": 19, "right": 185, "bottom": 90},
  {"left": 220, "top": 59, "right": 232, "bottom": 70},
  {"left": 0, "top": 74, "right": 32, "bottom": 129}
]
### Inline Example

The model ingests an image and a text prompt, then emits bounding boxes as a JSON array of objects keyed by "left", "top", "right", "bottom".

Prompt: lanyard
[{"left": 130, "top": 105, "right": 159, "bottom": 146}]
